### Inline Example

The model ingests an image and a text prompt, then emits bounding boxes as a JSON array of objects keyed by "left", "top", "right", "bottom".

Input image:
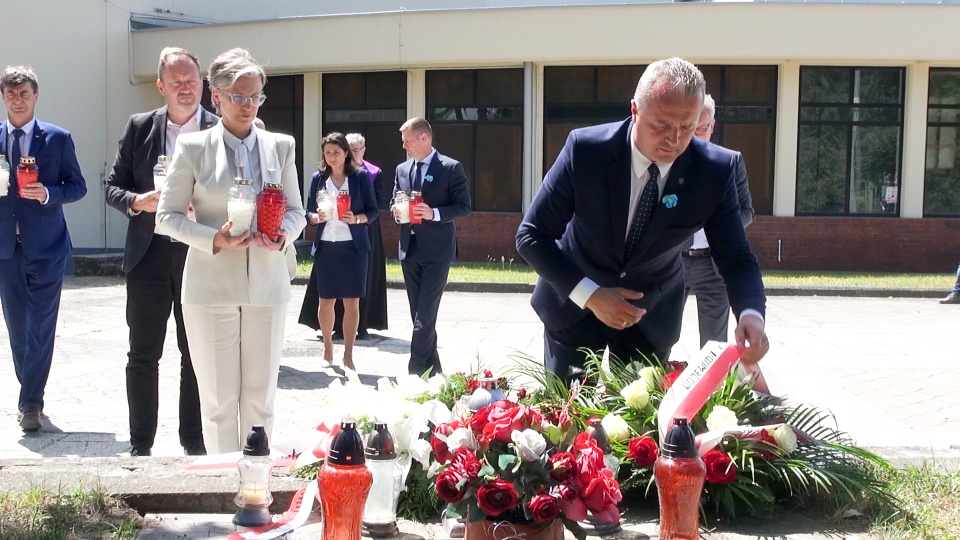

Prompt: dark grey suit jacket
[{"left": 105, "top": 106, "right": 218, "bottom": 273}]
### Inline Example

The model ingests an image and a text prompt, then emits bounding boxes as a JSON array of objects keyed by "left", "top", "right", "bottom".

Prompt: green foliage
[
  {"left": 867, "top": 462, "right": 960, "bottom": 540},
  {"left": 397, "top": 462, "right": 443, "bottom": 522}
]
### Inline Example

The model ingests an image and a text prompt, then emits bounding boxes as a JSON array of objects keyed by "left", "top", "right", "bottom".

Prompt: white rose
[
  {"left": 511, "top": 429, "right": 547, "bottom": 462},
  {"left": 620, "top": 380, "right": 651, "bottom": 410},
  {"left": 705, "top": 406, "right": 739, "bottom": 432},
  {"left": 446, "top": 427, "right": 478, "bottom": 452},
  {"left": 638, "top": 367, "right": 660, "bottom": 392},
  {"left": 769, "top": 424, "right": 798, "bottom": 454},
  {"left": 601, "top": 413, "right": 631, "bottom": 442}
]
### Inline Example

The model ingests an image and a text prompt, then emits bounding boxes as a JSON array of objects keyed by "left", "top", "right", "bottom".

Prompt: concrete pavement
[
  {"left": 1, "top": 277, "right": 959, "bottom": 538},
  {"left": 1, "top": 276, "right": 957, "bottom": 460}
]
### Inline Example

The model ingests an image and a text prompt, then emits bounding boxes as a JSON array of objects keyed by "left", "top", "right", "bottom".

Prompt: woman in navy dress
[{"left": 302, "top": 132, "right": 378, "bottom": 370}]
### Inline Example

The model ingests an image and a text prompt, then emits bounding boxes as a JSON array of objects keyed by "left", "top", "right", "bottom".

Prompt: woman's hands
[{"left": 213, "top": 221, "right": 286, "bottom": 252}]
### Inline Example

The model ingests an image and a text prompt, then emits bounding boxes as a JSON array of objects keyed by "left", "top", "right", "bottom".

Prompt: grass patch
[
  {"left": 867, "top": 462, "right": 960, "bottom": 540},
  {"left": 298, "top": 256, "right": 953, "bottom": 290},
  {"left": 0, "top": 484, "right": 141, "bottom": 540}
]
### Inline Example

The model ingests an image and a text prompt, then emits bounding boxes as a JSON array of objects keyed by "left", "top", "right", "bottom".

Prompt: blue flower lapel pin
[
  {"left": 662, "top": 194, "right": 678, "bottom": 208},
  {"left": 424, "top": 175, "right": 434, "bottom": 183}
]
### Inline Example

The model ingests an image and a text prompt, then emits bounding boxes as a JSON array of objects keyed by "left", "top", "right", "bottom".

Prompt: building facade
[{"left": 6, "top": 0, "right": 960, "bottom": 271}]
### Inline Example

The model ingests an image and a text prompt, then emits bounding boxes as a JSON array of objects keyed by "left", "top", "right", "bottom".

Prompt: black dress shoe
[
  {"left": 356, "top": 330, "right": 371, "bottom": 340},
  {"left": 183, "top": 443, "right": 207, "bottom": 456},
  {"left": 332, "top": 331, "right": 345, "bottom": 340},
  {"left": 129, "top": 446, "right": 152, "bottom": 457},
  {"left": 940, "top": 292, "right": 960, "bottom": 304},
  {"left": 17, "top": 406, "right": 41, "bottom": 432}
]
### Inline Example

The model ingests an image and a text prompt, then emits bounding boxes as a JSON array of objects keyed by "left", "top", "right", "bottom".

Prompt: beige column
[
  {"left": 302, "top": 72, "right": 321, "bottom": 204},
  {"left": 407, "top": 69, "right": 426, "bottom": 120},
  {"left": 900, "top": 63, "right": 929, "bottom": 219},
  {"left": 523, "top": 62, "right": 544, "bottom": 209},
  {"left": 773, "top": 62, "right": 800, "bottom": 217}
]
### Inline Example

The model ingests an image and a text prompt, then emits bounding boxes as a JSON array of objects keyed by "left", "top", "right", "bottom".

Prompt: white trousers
[{"left": 182, "top": 303, "right": 287, "bottom": 454}]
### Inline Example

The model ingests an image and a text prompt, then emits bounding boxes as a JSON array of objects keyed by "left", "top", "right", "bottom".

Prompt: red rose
[
  {"left": 661, "top": 371, "right": 682, "bottom": 390},
  {"left": 483, "top": 369, "right": 493, "bottom": 378},
  {"left": 580, "top": 468, "right": 622, "bottom": 522},
  {"left": 548, "top": 452, "right": 577, "bottom": 482},
  {"left": 476, "top": 478, "right": 520, "bottom": 517},
  {"left": 626, "top": 436, "right": 659, "bottom": 467},
  {"left": 466, "top": 379, "right": 480, "bottom": 393},
  {"left": 473, "top": 401, "right": 530, "bottom": 444},
  {"left": 752, "top": 429, "right": 780, "bottom": 460},
  {"left": 527, "top": 494, "right": 560, "bottom": 523},
  {"left": 435, "top": 468, "right": 468, "bottom": 503},
  {"left": 431, "top": 420, "right": 462, "bottom": 464},
  {"left": 555, "top": 484, "right": 587, "bottom": 521},
  {"left": 703, "top": 450, "right": 737, "bottom": 484},
  {"left": 666, "top": 360, "right": 688, "bottom": 372},
  {"left": 517, "top": 388, "right": 528, "bottom": 400},
  {"left": 450, "top": 447, "right": 482, "bottom": 479},
  {"left": 573, "top": 432, "right": 605, "bottom": 486}
]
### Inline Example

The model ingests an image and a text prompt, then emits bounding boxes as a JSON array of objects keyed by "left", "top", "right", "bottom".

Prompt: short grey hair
[
  {"left": 157, "top": 47, "right": 201, "bottom": 80},
  {"left": 633, "top": 57, "right": 705, "bottom": 110},
  {"left": 346, "top": 133, "right": 366, "bottom": 148},
  {"left": 703, "top": 94, "right": 716, "bottom": 120},
  {"left": 207, "top": 48, "right": 266, "bottom": 91},
  {"left": 400, "top": 117, "right": 432, "bottom": 138}
]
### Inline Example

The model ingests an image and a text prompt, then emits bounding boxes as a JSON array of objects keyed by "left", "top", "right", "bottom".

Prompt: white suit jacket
[{"left": 156, "top": 123, "right": 306, "bottom": 306}]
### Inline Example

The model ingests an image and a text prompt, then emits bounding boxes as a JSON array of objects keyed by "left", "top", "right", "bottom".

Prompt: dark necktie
[
  {"left": 624, "top": 163, "right": 660, "bottom": 259},
  {"left": 413, "top": 162, "right": 424, "bottom": 192},
  {"left": 681, "top": 235, "right": 695, "bottom": 251},
  {"left": 10, "top": 128, "right": 24, "bottom": 189}
]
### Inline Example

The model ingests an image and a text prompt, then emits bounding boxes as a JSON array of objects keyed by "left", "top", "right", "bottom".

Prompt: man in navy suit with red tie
[
  {"left": 517, "top": 58, "right": 767, "bottom": 383},
  {"left": 0, "top": 65, "right": 87, "bottom": 431},
  {"left": 391, "top": 118, "right": 471, "bottom": 376}
]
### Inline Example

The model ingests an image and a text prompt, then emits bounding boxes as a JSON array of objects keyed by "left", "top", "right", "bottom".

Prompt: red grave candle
[
  {"left": 409, "top": 191, "right": 423, "bottom": 225},
  {"left": 256, "top": 182, "right": 287, "bottom": 242},
  {"left": 337, "top": 190, "right": 351, "bottom": 222},
  {"left": 17, "top": 157, "right": 39, "bottom": 198}
]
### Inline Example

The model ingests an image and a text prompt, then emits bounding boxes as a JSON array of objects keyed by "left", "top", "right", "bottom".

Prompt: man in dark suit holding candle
[
  {"left": 0, "top": 65, "right": 87, "bottom": 431},
  {"left": 391, "top": 118, "right": 471, "bottom": 376},
  {"left": 105, "top": 48, "right": 217, "bottom": 456},
  {"left": 517, "top": 58, "right": 767, "bottom": 384}
]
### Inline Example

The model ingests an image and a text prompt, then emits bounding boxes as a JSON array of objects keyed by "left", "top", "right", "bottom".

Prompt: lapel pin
[
  {"left": 677, "top": 177, "right": 685, "bottom": 186},
  {"left": 662, "top": 194, "right": 678, "bottom": 208}
]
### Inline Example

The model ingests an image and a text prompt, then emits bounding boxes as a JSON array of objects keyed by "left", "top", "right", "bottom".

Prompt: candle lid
[
  {"left": 410, "top": 190, "right": 421, "bottom": 196},
  {"left": 20, "top": 156, "right": 36, "bottom": 165},
  {"left": 242, "top": 425, "right": 270, "bottom": 456},
  {"left": 157, "top": 155, "right": 172, "bottom": 164},
  {"left": 365, "top": 423, "right": 398, "bottom": 461},
  {"left": 586, "top": 417, "right": 612, "bottom": 453},
  {"left": 264, "top": 182, "right": 284, "bottom": 190},
  {"left": 327, "top": 421, "right": 366, "bottom": 465},
  {"left": 233, "top": 178, "right": 253, "bottom": 186},
  {"left": 661, "top": 416, "right": 698, "bottom": 459}
]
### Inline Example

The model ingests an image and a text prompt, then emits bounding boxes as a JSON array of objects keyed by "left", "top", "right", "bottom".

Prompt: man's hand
[
  {"left": 131, "top": 191, "right": 160, "bottom": 213},
  {"left": 413, "top": 202, "right": 433, "bottom": 222},
  {"left": 252, "top": 230, "right": 286, "bottom": 251},
  {"left": 585, "top": 287, "right": 646, "bottom": 329},
  {"left": 19, "top": 183, "right": 48, "bottom": 203},
  {"left": 213, "top": 221, "right": 253, "bottom": 252},
  {"left": 735, "top": 314, "right": 769, "bottom": 364}
]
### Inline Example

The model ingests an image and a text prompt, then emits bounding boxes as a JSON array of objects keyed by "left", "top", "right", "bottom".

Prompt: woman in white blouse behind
[{"left": 156, "top": 48, "right": 306, "bottom": 453}]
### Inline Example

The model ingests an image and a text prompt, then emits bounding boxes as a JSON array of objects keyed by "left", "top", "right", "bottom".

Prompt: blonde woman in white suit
[{"left": 156, "top": 48, "right": 306, "bottom": 453}]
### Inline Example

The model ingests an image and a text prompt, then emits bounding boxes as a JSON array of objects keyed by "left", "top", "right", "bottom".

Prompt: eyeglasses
[{"left": 222, "top": 92, "right": 266, "bottom": 107}]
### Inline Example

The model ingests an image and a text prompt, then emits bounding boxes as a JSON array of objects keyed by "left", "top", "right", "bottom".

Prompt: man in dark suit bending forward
[
  {"left": 516, "top": 58, "right": 768, "bottom": 383},
  {"left": 392, "top": 118, "right": 471, "bottom": 376}
]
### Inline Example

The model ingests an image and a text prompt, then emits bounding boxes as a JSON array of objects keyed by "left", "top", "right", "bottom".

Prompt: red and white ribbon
[{"left": 227, "top": 480, "right": 319, "bottom": 540}]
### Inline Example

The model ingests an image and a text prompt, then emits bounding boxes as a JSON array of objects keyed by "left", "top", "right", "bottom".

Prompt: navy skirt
[{"left": 314, "top": 240, "right": 368, "bottom": 299}]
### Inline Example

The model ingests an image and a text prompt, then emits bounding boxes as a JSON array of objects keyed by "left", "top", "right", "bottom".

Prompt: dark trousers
[
  {"left": 400, "top": 237, "right": 449, "bottom": 376},
  {"left": 682, "top": 254, "right": 730, "bottom": 349},
  {"left": 0, "top": 242, "right": 65, "bottom": 411},
  {"left": 125, "top": 236, "right": 202, "bottom": 449},
  {"left": 544, "top": 314, "right": 667, "bottom": 386}
]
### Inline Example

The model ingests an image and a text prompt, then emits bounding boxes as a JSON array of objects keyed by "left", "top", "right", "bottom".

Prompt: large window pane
[
  {"left": 427, "top": 69, "right": 523, "bottom": 212},
  {"left": 924, "top": 68, "right": 960, "bottom": 216},
  {"left": 724, "top": 124, "right": 775, "bottom": 215},
  {"left": 797, "top": 66, "right": 904, "bottom": 216},
  {"left": 797, "top": 125, "right": 848, "bottom": 214}
]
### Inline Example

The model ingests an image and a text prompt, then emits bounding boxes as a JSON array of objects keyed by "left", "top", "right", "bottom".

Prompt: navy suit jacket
[
  {"left": 104, "top": 106, "right": 218, "bottom": 273},
  {"left": 306, "top": 168, "right": 379, "bottom": 255},
  {"left": 516, "top": 118, "right": 765, "bottom": 351},
  {"left": 0, "top": 120, "right": 87, "bottom": 260},
  {"left": 393, "top": 152, "right": 471, "bottom": 262}
]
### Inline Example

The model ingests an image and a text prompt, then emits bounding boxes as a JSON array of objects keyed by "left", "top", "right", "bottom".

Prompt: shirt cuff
[
  {"left": 432, "top": 208, "right": 440, "bottom": 221},
  {"left": 569, "top": 277, "right": 600, "bottom": 309},
  {"left": 41, "top": 187, "right": 50, "bottom": 205},
  {"left": 739, "top": 309, "right": 765, "bottom": 326}
]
